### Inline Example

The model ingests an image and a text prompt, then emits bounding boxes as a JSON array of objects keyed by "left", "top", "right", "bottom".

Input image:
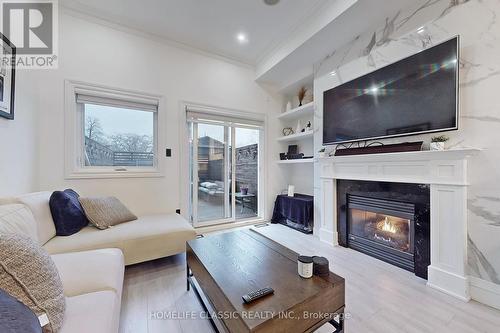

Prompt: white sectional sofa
[
  {"left": 52, "top": 249, "right": 124, "bottom": 333},
  {"left": 0, "top": 191, "right": 197, "bottom": 333}
]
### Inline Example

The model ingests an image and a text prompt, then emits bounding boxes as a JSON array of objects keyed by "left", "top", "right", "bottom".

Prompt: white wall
[
  {"left": 285, "top": 165, "right": 314, "bottom": 196},
  {"left": 313, "top": 0, "right": 500, "bottom": 294},
  {"left": 23, "top": 9, "right": 285, "bottom": 219},
  {"left": 0, "top": 70, "right": 40, "bottom": 196}
]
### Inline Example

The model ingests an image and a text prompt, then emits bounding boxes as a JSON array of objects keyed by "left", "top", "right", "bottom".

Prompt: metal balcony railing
[
  {"left": 112, "top": 151, "right": 154, "bottom": 166},
  {"left": 85, "top": 137, "right": 153, "bottom": 167}
]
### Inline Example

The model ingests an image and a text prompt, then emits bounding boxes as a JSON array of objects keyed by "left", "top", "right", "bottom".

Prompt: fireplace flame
[{"left": 381, "top": 216, "right": 397, "bottom": 234}]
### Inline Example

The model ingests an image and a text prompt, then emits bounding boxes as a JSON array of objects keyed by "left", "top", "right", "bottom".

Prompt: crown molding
[{"left": 60, "top": 5, "right": 255, "bottom": 70}]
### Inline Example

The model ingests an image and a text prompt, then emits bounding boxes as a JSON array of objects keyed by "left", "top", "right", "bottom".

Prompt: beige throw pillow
[
  {"left": 79, "top": 196, "right": 137, "bottom": 230},
  {"left": 0, "top": 233, "right": 65, "bottom": 333}
]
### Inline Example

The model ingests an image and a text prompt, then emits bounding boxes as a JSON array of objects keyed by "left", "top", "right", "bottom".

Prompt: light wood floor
[{"left": 119, "top": 224, "right": 500, "bottom": 333}]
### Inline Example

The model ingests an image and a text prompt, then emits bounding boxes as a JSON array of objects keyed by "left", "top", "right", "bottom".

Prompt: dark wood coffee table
[{"left": 186, "top": 229, "right": 345, "bottom": 333}]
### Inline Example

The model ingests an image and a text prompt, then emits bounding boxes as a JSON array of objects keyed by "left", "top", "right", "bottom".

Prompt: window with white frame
[{"left": 65, "top": 81, "right": 163, "bottom": 178}]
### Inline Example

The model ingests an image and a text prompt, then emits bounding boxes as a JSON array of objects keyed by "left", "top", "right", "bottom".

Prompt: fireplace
[
  {"left": 337, "top": 180, "right": 430, "bottom": 279},
  {"left": 347, "top": 195, "right": 415, "bottom": 272}
]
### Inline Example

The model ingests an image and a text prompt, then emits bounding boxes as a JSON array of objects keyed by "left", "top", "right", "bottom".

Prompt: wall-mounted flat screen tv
[{"left": 323, "top": 37, "right": 459, "bottom": 145}]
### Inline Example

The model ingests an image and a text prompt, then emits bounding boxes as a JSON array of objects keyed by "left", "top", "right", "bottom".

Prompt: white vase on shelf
[
  {"left": 285, "top": 101, "right": 292, "bottom": 112},
  {"left": 430, "top": 142, "right": 445, "bottom": 151},
  {"left": 296, "top": 120, "right": 302, "bottom": 134}
]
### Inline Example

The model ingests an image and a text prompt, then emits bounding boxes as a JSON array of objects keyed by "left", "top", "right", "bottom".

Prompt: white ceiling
[
  {"left": 61, "top": 0, "right": 422, "bottom": 88},
  {"left": 60, "top": 0, "right": 329, "bottom": 65}
]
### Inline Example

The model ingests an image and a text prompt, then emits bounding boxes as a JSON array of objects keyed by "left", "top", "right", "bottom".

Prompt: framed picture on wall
[{"left": 0, "top": 33, "right": 16, "bottom": 120}]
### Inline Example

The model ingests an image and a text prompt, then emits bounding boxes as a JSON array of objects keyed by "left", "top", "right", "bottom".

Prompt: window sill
[{"left": 65, "top": 169, "right": 164, "bottom": 180}]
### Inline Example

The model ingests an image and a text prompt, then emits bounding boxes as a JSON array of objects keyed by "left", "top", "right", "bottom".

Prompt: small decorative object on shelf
[
  {"left": 297, "top": 86, "right": 307, "bottom": 107},
  {"left": 287, "top": 153, "right": 304, "bottom": 159},
  {"left": 285, "top": 145, "right": 304, "bottom": 159},
  {"left": 285, "top": 101, "right": 292, "bottom": 112},
  {"left": 318, "top": 148, "right": 326, "bottom": 158},
  {"left": 282, "top": 127, "right": 294, "bottom": 136},
  {"left": 306, "top": 121, "right": 312, "bottom": 131},
  {"left": 287, "top": 145, "right": 298, "bottom": 155},
  {"left": 296, "top": 119, "right": 302, "bottom": 134},
  {"left": 287, "top": 185, "right": 295, "bottom": 197},
  {"left": 279, "top": 153, "right": 287, "bottom": 160},
  {"left": 430, "top": 135, "right": 449, "bottom": 151}
]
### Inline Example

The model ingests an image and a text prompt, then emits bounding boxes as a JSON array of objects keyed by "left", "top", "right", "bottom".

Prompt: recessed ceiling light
[
  {"left": 329, "top": 70, "right": 337, "bottom": 76},
  {"left": 264, "top": 0, "right": 280, "bottom": 5},
  {"left": 237, "top": 33, "right": 248, "bottom": 44},
  {"left": 417, "top": 26, "right": 426, "bottom": 34}
]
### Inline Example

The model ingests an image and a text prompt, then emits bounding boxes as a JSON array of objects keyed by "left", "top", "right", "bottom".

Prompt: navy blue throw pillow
[
  {"left": 49, "top": 189, "right": 89, "bottom": 236},
  {"left": 0, "top": 289, "right": 42, "bottom": 333}
]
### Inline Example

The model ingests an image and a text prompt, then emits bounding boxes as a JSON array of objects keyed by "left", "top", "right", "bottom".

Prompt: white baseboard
[
  {"left": 319, "top": 228, "right": 338, "bottom": 246},
  {"left": 470, "top": 276, "right": 500, "bottom": 310},
  {"left": 427, "top": 265, "right": 471, "bottom": 301}
]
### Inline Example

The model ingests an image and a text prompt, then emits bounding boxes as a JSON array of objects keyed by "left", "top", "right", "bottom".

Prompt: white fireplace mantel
[{"left": 318, "top": 148, "right": 481, "bottom": 301}]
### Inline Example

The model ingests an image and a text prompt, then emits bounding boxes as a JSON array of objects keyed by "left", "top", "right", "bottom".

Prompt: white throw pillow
[
  {"left": 0, "top": 204, "right": 38, "bottom": 243},
  {"left": 0, "top": 197, "right": 18, "bottom": 205},
  {"left": 16, "top": 192, "right": 56, "bottom": 245}
]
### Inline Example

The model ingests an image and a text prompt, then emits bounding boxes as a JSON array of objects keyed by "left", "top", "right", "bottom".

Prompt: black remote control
[{"left": 242, "top": 287, "right": 274, "bottom": 304}]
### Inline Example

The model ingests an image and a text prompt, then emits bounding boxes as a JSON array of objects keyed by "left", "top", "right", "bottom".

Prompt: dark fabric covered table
[{"left": 271, "top": 193, "right": 314, "bottom": 234}]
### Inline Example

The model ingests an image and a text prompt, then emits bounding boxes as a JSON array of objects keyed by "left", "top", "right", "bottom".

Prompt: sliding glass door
[
  {"left": 234, "top": 127, "right": 260, "bottom": 220},
  {"left": 193, "top": 122, "right": 231, "bottom": 223},
  {"left": 188, "top": 113, "right": 262, "bottom": 227}
]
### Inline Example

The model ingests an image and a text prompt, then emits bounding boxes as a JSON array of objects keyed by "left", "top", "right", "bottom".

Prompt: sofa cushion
[
  {"left": 0, "top": 204, "right": 38, "bottom": 242},
  {"left": 0, "top": 289, "right": 42, "bottom": 333},
  {"left": 44, "top": 214, "right": 197, "bottom": 265},
  {"left": 60, "top": 291, "right": 119, "bottom": 333},
  {"left": 200, "top": 181, "right": 218, "bottom": 189},
  {"left": 79, "top": 196, "right": 137, "bottom": 230},
  {"left": 51, "top": 249, "right": 124, "bottom": 298},
  {"left": 16, "top": 192, "right": 56, "bottom": 245},
  {"left": 49, "top": 189, "right": 88, "bottom": 236},
  {"left": 0, "top": 234, "right": 65, "bottom": 333}
]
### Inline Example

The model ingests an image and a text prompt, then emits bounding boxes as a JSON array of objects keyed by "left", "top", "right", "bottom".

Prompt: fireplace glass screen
[{"left": 349, "top": 208, "right": 412, "bottom": 253}]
